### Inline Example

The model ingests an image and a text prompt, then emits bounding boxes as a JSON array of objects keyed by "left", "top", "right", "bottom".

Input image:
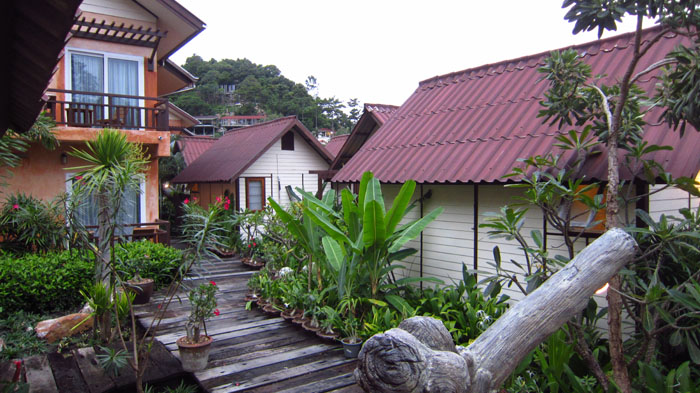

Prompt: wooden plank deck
[{"left": 134, "top": 254, "right": 364, "bottom": 393}]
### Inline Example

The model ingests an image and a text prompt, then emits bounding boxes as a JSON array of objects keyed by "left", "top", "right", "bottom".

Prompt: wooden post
[{"left": 355, "top": 228, "right": 637, "bottom": 393}]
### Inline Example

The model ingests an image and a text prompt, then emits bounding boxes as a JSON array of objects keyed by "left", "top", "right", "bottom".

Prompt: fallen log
[{"left": 355, "top": 228, "right": 637, "bottom": 393}]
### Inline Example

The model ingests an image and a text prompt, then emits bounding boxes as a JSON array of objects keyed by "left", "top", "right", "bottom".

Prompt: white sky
[{"left": 170, "top": 1, "right": 645, "bottom": 107}]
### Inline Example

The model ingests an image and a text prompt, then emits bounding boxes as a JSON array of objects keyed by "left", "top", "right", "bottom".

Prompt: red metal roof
[
  {"left": 329, "top": 103, "right": 398, "bottom": 171},
  {"left": 333, "top": 28, "right": 700, "bottom": 184},
  {"left": 175, "top": 135, "right": 216, "bottom": 166},
  {"left": 220, "top": 115, "right": 267, "bottom": 120},
  {"left": 324, "top": 134, "right": 349, "bottom": 158},
  {"left": 172, "top": 116, "right": 333, "bottom": 183}
]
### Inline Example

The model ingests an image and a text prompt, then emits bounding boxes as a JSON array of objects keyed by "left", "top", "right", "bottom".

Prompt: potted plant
[
  {"left": 119, "top": 257, "right": 155, "bottom": 305},
  {"left": 339, "top": 316, "right": 362, "bottom": 358},
  {"left": 176, "top": 281, "right": 220, "bottom": 371}
]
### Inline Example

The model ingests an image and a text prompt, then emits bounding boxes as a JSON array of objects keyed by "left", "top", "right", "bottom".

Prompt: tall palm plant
[
  {"left": 69, "top": 129, "right": 148, "bottom": 284},
  {"left": 69, "top": 130, "right": 147, "bottom": 342}
]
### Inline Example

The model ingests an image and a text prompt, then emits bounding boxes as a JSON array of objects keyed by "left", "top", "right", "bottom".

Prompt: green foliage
[
  {"left": 114, "top": 240, "right": 183, "bottom": 288},
  {"left": 0, "top": 250, "right": 92, "bottom": 315},
  {"left": 185, "top": 281, "right": 219, "bottom": 343},
  {"left": 0, "top": 192, "right": 65, "bottom": 253},
  {"left": 96, "top": 346, "right": 130, "bottom": 377},
  {"left": 413, "top": 265, "right": 509, "bottom": 345},
  {"left": 0, "top": 311, "right": 47, "bottom": 360}
]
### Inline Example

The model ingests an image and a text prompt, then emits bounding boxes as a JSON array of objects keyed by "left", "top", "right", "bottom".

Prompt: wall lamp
[{"left": 60, "top": 152, "right": 68, "bottom": 165}]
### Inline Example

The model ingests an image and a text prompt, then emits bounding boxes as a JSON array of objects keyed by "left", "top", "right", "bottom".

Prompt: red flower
[
  {"left": 253, "top": 242, "right": 257, "bottom": 247},
  {"left": 157, "top": 304, "right": 162, "bottom": 309},
  {"left": 12, "top": 204, "right": 19, "bottom": 210},
  {"left": 214, "top": 309, "right": 220, "bottom": 316},
  {"left": 74, "top": 175, "right": 83, "bottom": 180},
  {"left": 210, "top": 280, "right": 217, "bottom": 286},
  {"left": 248, "top": 244, "right": 251, "bottom": 248},
  {"left": 184, "top": 198, "right": 189, "bottom": 204},
  {"left": 216, "top": 196, "right": 221, "bottom": 203},
  {"left": 224, "top": 204, "right": 230, "bottom": 210}
]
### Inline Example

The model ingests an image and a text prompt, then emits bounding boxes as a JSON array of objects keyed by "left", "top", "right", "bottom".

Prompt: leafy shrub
[
  {"left": 114, "top": 240, "right": 183, "bottom": 288},
  {"left": 411, "top": 265, "right": 509, "bottom": 346},
  {"left": 0, "top": 250, "right": 92, "bottom": 315},
  {"left": 0, "top": 192, "right": 65, "bottom": 254}
]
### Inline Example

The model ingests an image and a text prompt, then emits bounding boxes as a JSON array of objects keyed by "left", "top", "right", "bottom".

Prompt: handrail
[
  {"left": 44, "top": 88, "right": 169, "bottom": 131},
  {"left": 46, "top": 88, "right": 167, "bottom": 103}
]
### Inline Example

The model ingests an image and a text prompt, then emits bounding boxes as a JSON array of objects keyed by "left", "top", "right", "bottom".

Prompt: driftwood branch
[{"left": 355, "top": 228, "right": 637, "bottom": 393}]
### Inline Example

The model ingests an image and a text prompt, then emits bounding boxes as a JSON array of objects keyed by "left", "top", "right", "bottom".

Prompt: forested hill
[{"left": 170, "top": 55, "right": 360, "bottom": 134}]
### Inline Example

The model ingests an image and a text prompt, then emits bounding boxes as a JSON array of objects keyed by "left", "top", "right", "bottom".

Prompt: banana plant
[
  {"left": 299, "top": 171, "right": 444, "bottom": 298},
  {"left": 268, "top": 196, "right": 328, "bottom": 291}
]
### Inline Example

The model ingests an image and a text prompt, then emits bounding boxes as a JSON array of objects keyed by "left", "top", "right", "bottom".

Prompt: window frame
[
  {"left": 245, "top": 177, "right": 266, "bottom": 211},
  {"left": 64, "top": 47, "right": 146, "bottom": 126}
]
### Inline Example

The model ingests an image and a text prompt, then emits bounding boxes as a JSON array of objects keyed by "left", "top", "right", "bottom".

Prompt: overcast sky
[{"left": 170, "top": 1, "right": 646, "bottom": 107}]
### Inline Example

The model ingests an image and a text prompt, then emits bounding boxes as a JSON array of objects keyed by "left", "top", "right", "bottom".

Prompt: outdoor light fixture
[
  {"left": 60, "top": 152, "right": 67, "bottom": 165},
  {"left": 595, "top": 282, "right": 609, "bottom": 295}
]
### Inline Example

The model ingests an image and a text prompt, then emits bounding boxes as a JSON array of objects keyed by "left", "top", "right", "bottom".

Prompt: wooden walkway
[{"left": 133, "top": 254, "right": 363, "bottom": 393}]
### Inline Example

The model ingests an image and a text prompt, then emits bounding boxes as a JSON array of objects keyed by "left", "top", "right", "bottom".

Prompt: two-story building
[{"left": 3, "top": 0, "right": 204, "bottom": 234}]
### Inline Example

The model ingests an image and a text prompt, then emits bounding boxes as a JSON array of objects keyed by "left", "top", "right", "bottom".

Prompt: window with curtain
[
  {"left": 71, "top": 53, "right": 104, "bottom": 119},
  {"left": 246, "top": 178, "right": 265, "bottom": 211},
  {"left": 68, "top": 176, "right": 141, "bottom": 230},
  {"left": 69, "top": 51, "right": 141, "bottom": 127},
  {"left": 108, "top": 58, "right": 139, "bottom": 127}
]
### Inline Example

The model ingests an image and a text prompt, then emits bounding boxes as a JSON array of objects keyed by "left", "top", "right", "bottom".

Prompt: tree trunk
[{"left": 355, "top": 228, "right": 637, "bottom": 393}]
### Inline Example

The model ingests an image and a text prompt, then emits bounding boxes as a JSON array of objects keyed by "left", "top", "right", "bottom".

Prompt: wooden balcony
[{"left": 45, "top": 89, "right": 169, "bottom": 131}]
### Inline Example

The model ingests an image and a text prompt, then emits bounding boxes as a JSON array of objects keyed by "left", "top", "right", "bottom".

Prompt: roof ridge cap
[{"left": 418, "top": 25, "right": 665, "bottom": 88}]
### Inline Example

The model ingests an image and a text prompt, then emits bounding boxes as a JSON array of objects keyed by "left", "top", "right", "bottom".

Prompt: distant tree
[
  {"left": 170, "top": 91, "right": 213, "bottom": 116},
  {"left": 177, "top": 56, "right": 360, "bottom": 132},
  {"left": 347, "top": 98, "right": 361, "bottom": 123}
]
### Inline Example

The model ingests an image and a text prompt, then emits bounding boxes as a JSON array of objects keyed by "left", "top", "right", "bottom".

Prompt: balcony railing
[{"left": 45, "top": 88, "right": 169, "bottom": 131}]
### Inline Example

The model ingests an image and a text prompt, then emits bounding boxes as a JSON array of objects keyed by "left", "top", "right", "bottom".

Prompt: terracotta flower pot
[
  {"left": 127, "top": 278, "right": 154, "bottom": 305},
  {"left": 302, "top": 319, "right": 320, "bottom": 332},
  {"left": 176, "top": 335, "right": 213, "bottom": 372}
]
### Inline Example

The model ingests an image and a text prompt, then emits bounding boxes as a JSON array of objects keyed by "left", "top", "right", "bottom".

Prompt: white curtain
[
  {"left": 108, "top": 58, "right": 139, "bottom": 127},
  {"left": 71, "top": 54, "right": 104, "bottom": 118},
  {"left": 73, "top": 182, "right": 141, "bottom": 230}
]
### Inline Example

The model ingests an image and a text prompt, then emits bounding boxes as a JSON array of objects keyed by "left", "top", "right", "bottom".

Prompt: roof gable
[
  {"left": 172, "top": 116, "right": 332, "bottom": 183},
  {"left": 329, "top": 103, "right": 398, "bottom": 171},
  {"left": 333, "top": 28, "right": 700, "bottom": 184}
]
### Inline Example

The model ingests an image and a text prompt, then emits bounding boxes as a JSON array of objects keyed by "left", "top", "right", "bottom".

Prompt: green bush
[
  {"left": 114, "top": 240, "right": 183, "bottom": 288},
  {"left": 0, "top": 192, "right": 65, "bottom": 254},
  {"left": 0, "top": 250, "right": 93, "bottom": 316}
]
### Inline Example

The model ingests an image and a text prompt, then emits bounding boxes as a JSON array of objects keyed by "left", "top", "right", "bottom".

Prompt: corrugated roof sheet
[
  {"left": 333, "top": 27, "right": 700, "bottom": 184},
  {"left": 329, "top": 104, "right": 398, "bottom": 171},
  {"left": 176, "top": 135, "right": 216, "bottom": 166},
  {"left": 324, "top": 134, "right": 349, "bottom": 158},
  {"left": 172, "top": 116, "right": 332, "bottom": 183}
]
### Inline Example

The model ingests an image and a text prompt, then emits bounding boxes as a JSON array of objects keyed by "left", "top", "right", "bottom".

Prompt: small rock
[
  {"left": 35, "top": 313, "right": 94, "bottom": 343},
  {"left": 79, "top": 303, "right": 94, "bottom": 314}
]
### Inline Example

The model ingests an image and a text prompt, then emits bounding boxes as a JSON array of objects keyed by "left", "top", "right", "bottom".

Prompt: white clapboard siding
[
  {"left": 239, "top": 132, "right": 329, "bottom": 209},
  {"left": 382, "top": 184, "right": 475, "bottom": 287},
  {"left": 80, "top": 0, "right": 156, "bottom": 22},
  {"left": 649, "top": 185, "right": 699, "bottom": 221}
]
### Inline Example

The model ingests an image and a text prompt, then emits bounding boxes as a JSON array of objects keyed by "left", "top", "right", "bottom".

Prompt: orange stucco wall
[{"left": 1, "top": 142, "right": 161, "bottom": 222}]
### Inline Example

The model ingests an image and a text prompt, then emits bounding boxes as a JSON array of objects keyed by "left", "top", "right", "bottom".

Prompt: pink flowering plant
[{"left": 185, "top": 281, "right": 219, "bottom": 344}]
